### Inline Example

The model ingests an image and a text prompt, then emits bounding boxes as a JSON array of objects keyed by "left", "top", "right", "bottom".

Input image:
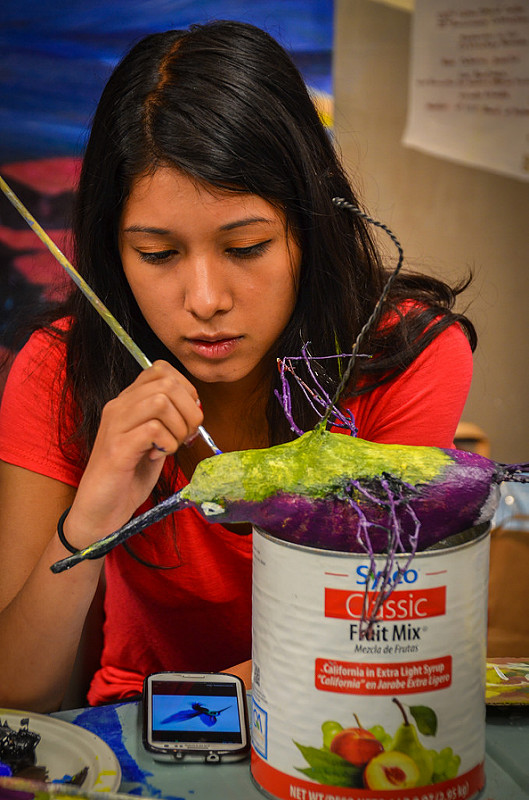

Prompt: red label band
[
  {"left": 315, "top": 656, "right": 452, "bottom": 695},
  {"left": 325, "top": 587, "right": 446, "bottom": 621}
]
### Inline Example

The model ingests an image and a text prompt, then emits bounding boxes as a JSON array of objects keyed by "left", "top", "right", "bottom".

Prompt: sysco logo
[{"left": 355, "top": 564, "right": 418, "bottom": 587}]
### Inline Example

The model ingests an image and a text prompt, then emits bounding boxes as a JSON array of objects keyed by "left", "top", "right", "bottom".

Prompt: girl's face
[{"left": 119, "top": 167, "right": 301, "bottom": 388}]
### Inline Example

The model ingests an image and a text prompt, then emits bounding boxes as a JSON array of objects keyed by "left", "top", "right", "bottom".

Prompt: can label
[{"left": 251, "top": 528, "right": 489, "bottom": 800}]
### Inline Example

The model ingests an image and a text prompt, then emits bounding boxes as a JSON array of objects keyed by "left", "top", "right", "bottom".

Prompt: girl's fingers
[
  {"left": 104, "top": 418, "right": 180, "bottom": 464},
  {"left": 70, "top": 363, "right": 202, "bottom": 543},
  {"left": 122, "top": 360, "right": 198, "bottom": 402},
  {"left": 101, "top": 362, "right": 203, "bottom": 453}
]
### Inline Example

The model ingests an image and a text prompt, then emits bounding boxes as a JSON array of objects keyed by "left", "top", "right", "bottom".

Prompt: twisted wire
[{"left": 320, "top": 198, "right": 404, "bottom": 428}]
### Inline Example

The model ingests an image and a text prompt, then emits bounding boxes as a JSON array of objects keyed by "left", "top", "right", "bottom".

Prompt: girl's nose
[{"left": 183, "top": 257, "right": 233, "bottom": 320}]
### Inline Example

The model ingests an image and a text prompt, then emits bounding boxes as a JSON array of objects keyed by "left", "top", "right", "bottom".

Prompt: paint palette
[
  {"left": 486, "top": 660, "right": 529, "bottom": 705},
  {"left": 0, "top": 709, "right": 121, "bottom": 791}
]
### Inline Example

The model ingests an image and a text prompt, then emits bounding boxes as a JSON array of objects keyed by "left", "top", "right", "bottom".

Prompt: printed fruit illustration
[
  {"left": 389, "top": 698, "right": 433, "bottom": 786},
  {"left": 430, "top": 746, "right": 461, "bottom": 782},
  {"left": 329, "top": 715, "right": 384, "bottom": 767},
  {"left": 321, "top": 720, "right": 343, "bottom": 749},
  {"left": 295, "top": 701, "right": 456, "bottom": 790},
  {"left": 363, "top": 750, "right": 420, "bottom": 789},
  {"left": 369, "top": 723, "right": 392, "bottom": 750}
]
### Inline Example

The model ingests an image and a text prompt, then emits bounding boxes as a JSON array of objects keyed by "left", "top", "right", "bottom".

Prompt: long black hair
[{"left": 42, "top": 20, "right": 474, "bottom": 460}]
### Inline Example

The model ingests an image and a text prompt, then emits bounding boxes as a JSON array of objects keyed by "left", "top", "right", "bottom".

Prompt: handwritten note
[{"left": 403, "top": 1, "right": 529, "bottom": 181}]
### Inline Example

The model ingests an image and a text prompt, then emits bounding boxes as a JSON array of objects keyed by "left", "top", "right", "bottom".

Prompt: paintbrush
[{"left": 0, "top": 174, "right": 222, "bottom": 456}]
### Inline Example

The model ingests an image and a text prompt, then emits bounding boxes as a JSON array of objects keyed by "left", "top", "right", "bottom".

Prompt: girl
[{"left": 0, "top": 21, "right": 475, "bottom": 711}]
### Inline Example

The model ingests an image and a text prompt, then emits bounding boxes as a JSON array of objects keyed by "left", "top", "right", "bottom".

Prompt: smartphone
[{"left": 142, "top": 671, "right": 250, "bottom": 763}]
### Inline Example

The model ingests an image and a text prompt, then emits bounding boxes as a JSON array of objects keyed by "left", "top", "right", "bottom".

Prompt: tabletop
[{"left": 50, "top": 698, "right": 529, "bottom": 800}]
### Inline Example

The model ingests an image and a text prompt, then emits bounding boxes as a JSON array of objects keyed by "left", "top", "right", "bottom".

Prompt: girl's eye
[
  {"left": 226, "top": 240, "right": 272, "bottom": 259},
  {"left": 137, "top": 249, "right": 177, "bottom": 264}
]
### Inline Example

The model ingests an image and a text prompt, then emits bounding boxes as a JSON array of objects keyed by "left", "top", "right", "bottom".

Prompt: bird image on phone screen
[{"left": 162, "top": 703, "right": 232, "bottom": 728}]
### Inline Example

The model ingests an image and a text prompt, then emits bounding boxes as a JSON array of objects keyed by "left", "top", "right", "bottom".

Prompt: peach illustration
[{"left": 364, "top": 750, "right": 420, "bottom": 789}]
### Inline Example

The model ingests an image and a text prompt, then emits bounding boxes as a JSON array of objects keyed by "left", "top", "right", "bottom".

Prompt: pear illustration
[{"left": 389, "top": 698, "right": 434, "bottom": 786}]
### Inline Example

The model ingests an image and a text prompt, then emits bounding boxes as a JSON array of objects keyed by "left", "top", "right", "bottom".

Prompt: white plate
[{"left": 0, "top": 709, "right": 121, "bottom": 792}]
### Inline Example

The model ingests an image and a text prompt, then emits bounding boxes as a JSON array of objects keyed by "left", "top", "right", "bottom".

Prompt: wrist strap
[{"left": 57, "top": 506, "right": 79, "bottom": 553}]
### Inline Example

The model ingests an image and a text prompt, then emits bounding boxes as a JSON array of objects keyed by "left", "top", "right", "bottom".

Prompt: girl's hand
[{"left": 62, "top": 361, "right": 203, "bottom": 549}]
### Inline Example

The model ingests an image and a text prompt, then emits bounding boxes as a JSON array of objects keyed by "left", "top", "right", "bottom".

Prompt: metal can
[{"left": 251, "top": 524, "right": 489, "bottom": 800}]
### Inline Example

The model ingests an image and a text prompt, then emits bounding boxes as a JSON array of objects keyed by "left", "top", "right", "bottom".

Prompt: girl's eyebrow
[
  {"left": 123, "top": 217, "right": 275, "bottom": 235},
  {"left": 122, "top": 225, "right": 170, "bottom": 234},
  {"left": 220, "top": 217, "right": 274, "bottom": 231}
]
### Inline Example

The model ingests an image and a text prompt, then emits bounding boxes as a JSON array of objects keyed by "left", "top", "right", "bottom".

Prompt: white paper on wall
[{"left": 403, "top": 1, "right": 529, "bottom": 182}]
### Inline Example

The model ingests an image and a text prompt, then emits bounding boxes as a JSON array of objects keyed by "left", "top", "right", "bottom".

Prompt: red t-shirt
[{"left": 0, "top": 321, "right": 472, "bottom": 704}]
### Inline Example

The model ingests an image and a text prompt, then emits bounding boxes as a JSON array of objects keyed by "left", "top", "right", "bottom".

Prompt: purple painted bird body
[
  {"left": 179, "top": 434, "right": 506, "bottom": 553},
  {"left": 50, "top": 429, "right": 527, "bottom": 573}
]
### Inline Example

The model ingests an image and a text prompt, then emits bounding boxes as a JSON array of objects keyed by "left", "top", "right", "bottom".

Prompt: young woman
[{"left": 0, "top": 21, "right": 475, "bottom": 711}]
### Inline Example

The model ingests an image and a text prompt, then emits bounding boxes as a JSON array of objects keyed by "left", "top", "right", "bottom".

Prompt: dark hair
[{"left": 49, "top": 19, "right": 474, "bottom": 459}]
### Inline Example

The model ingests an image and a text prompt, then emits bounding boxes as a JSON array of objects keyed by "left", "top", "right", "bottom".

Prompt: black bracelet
[{"left": 57, "top": 506, "right": 79, "bottom": 553}]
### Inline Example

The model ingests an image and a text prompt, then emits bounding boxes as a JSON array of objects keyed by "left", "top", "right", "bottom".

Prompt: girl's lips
[{"left": 186, "top": 336, "right": 242, "bottom": 359}]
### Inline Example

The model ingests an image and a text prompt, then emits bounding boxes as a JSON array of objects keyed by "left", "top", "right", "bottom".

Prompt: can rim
[{"left": 252, "top": 522, "right": 490, "bottom": 559}]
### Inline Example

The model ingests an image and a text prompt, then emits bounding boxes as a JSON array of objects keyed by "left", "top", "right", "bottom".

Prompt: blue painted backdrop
[
  {"left": 0, "top": 1, "right": 333, "bottom": 380},
  {"left": 0, "top": 0, "right": 333, "bottom": 162}
]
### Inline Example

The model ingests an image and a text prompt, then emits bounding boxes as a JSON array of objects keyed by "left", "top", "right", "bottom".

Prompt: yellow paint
[
  {"left": 93, "top": 769, "right": 118, "bottom": 790},
  {"left": 310, "top": 89, "right": 334, "bottom": 128}
]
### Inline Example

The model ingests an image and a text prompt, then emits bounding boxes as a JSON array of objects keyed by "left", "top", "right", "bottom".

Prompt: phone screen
[{"left": 150, "top": 678, "right": 244, "bottom": 745}]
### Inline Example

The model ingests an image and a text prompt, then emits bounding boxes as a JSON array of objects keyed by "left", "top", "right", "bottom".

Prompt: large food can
[{"left": 251, "top": 524, "right": 490, "bottom": 800}]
